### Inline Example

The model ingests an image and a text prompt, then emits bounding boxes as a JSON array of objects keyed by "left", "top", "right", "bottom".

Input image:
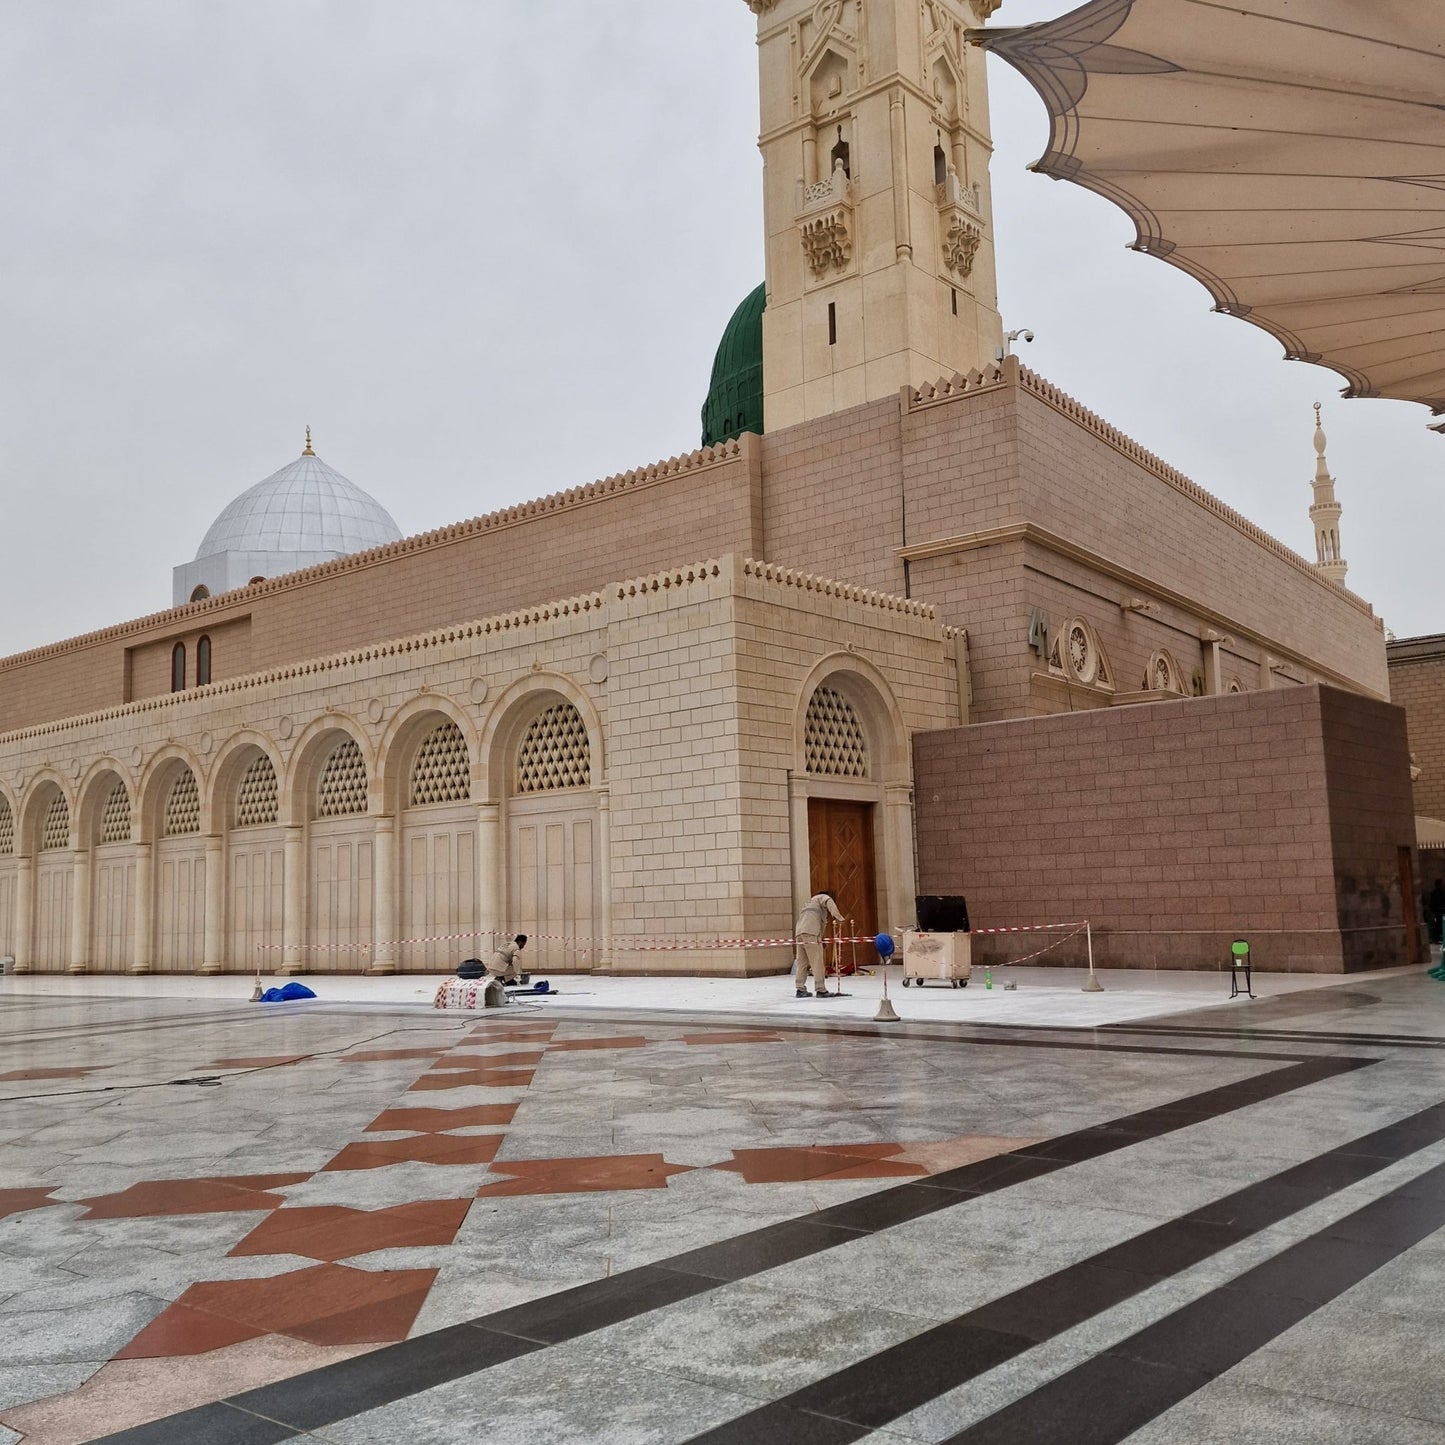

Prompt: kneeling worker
[
  {"left": 487, "top": 933, "right": 529, "bottom": 985},
  {"left": 794, "top": 893, "right": 844, "bottom": 999}
]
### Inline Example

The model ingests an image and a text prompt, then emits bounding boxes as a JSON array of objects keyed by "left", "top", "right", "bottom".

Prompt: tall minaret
[
  {"left": 744, "top": 1, "right": 1006, "bottom": 432},
  {"left": 1309, "top": 402, "right": 1348, "bottom": 585}
]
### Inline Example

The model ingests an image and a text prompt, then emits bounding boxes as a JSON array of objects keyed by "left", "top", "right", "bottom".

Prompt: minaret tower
[
  {"left": 1309, "top": 402, "right": 1348, "bottom": 585},
  {"left": 743, "top": 1, "right": 1006, "bottom": 431}
]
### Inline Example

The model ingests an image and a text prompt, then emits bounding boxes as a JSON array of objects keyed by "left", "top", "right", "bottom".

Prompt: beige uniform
[
  {"left": 794, "top": 893, "right": 844, "bottom": 992},
  {"left": 487, "top": 939, "right": 524, "bottom": 983}
]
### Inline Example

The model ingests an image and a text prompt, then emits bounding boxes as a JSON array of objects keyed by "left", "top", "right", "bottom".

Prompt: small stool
[{"left": 1229, "top": 940, "right": 1255, "bottom": 999}]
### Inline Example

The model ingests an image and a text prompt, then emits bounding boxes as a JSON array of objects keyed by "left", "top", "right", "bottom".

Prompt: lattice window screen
[
  {"left": 0, "top": 797, "right": 13, "bottom": 856},
  {"left": 516, "top": 703, "right": 591, "bottom": 793},
  {"left": 804, "top": 686, "right": 869, "bottom": 779},
  {"left": 236, "top": 754, "right": 279, "bottom": 828},
  {"left": 99, "top": 781, "right": 131, "bottom": 844},
  {"left": 41, "top": 793, "right": 70, "bottom": 851},
  {"left": 410, "top": 721, "right": 470, "bottom": 806},
  {"left": 317, "top": 739, "right": 368, "bottom": 818},
  {"left": 163, "top": 770, "right": 201, "bottom": 837}
]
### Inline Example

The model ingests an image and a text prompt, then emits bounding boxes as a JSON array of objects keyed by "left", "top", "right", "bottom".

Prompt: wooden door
[
  {"left": 807, "top": 799, "right": 878, "bottom": 962},
  {"left": 508, "top": 796, "right": 598, "bottom": 972}
]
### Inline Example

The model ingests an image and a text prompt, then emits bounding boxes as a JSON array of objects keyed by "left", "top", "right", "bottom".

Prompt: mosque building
[{"left": 0, "top": 0, "right": 1417, "bottom": 979}]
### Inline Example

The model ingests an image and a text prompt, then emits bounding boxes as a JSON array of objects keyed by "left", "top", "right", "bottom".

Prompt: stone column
[
  {"left": 789, "top": 775, "right": 812, "bottom": 918},
  {"left": 370, "top": 815, "right": 397, "bottom": 975},
  {"left": 282, "top": 824, "right": 306, "bottom": 975},
  {"left": 131, "top": 843, "right": 153, "bottom": 974},
  {"left": 951, "top": 133, "right": 969, "bottom": 190},
  {"left": 477, "top": 802, "right": 501, "bottom": 956},
  {"left": 884, "top": 783, "right": 917, "bottom": 934},
  {"left": 596, "top": 788, "right": 612, "bottom": 973},
  {"left": 14, "top": 857, "right": 33, "bottom": 973},
  {"left": 803, "top": 130, "right": 819, "bottom": 187},
  {"left": 889, "top": 89, "right": 912, "bottom": 260},
  {"left": 69, "top": 848, "right": 92, "bottom": 975},
  {"left": 200, "top": 835, "right": 225, "bottom": 975}
]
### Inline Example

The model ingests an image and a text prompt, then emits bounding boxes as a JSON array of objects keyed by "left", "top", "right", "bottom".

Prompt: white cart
[{"left": 900, "top": 930, "right": 972, "bottom": 988}]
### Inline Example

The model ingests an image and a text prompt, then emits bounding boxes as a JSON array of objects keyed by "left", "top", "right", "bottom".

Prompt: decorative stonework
[
  {"left": 800, "top": 206, "right": 853, "bottom": 279},
  {"left": 163, "top": 770, "right": 201, "bottom": 838},
  {"left": 804, "top": 686, "right": 869, "bottom": 778},
  {"left": 99, "top": 781, "right": 131, "bottom": 845},
  {"left": 317, "top": 739, "right": 368, "bottom": 819},
  {"left": 0, "top": 796, "right": 13, "bottom": 855},
  {"left": 41, "top": 792, "right": 70, "bottom": 851},
  {"left": 235, "top": 754, "right": 279, "bottom": 828},
  {"left": 1146, "top": 649, "right": 1187, "bottom": 695},
  {"left": 410, "top": 722, "right": 470, "bottom": 807},
  {"left": 941, "top": 210, "right": 982, "bottom": 278},
  {"left": 517, "top": 703, "right": 591, "bottom": 794},
  {"left": 1048, "top": 616, "right": 1113, "bottom": 691}
]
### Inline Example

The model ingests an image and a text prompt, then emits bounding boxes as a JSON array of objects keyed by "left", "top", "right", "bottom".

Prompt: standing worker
[
  {"left": 794, "top": 892, "right": 844, "bottom": 998},
  {"left": 487, "top": 933, "right": 529, "bottom": 985}
]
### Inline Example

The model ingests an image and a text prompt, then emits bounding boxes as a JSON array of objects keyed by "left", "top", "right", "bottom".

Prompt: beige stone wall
[{"left": 0, "top": 555, "right": 953, "bottom": 977}]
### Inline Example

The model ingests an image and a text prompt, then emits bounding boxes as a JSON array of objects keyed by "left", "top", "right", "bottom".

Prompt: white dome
[{"left": 195, "top": 450, "right": 402, "bottom": 561}]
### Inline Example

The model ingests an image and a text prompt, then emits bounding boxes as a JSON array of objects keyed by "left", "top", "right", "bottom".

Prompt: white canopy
[{"left": 976, "top": 1, "right": 1445, "bottom": 427}]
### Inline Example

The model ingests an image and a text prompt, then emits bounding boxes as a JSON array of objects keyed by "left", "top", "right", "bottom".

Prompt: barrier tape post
[{"left": 1081, "top": 920, "right": 1104, "bottom": 993}]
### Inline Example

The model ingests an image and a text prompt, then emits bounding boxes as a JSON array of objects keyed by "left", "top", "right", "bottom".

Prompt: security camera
[{"left": 1020, "top": 330, "right": 1034, "bottom": 344}]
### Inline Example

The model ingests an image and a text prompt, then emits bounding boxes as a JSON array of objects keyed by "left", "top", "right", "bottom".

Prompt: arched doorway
[
  {"left": 399, "top": 717, "right": 477, "bottom": 971},
  {"left": 503, "top": 696, "right": 601, "bottom": 973},
  {"left": 226, "top": 747, "right": 284, "bottom": 976},
  {"left": 154, "top": 764, "right": 205, "bottom": 971},
  {"left": 88, "top": 773, "right": 134, "bottom": 972},
  {"left": 0, "top": 793, "right": 15, "bottom": 961},
  {"left": 307, "top": 734, "right": 374, "bottom": 972},
  {"left": 793, "top": 663, "right": 915, "bottom": 951},
  {"left": 30, "top": 784, "right": 74, "bottom": 971}
]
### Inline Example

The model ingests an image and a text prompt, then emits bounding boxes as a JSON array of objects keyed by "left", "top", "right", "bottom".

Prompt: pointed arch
[
  {"left": 18, "top": 770, "right": 76, "bottom": 856},
  {"left": 377, "top": 693, "right": 480, "bottom": 814},
  {"left": 282, "top": 713, "right": 376, "bottom": 826},
  {"left": 479, "top": 672, "right": 604, "bottom": 805},
  {"left": 76, "top": 758, "right": 138, "bottom": 847}
]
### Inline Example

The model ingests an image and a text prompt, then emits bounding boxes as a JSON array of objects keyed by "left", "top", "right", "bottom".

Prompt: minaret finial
[
  {"left": 302, "top": 425, "right": 314, "bottom": 456},
  {"left": 1307, "top": 402, "right": 1347, "bottom": 585}
]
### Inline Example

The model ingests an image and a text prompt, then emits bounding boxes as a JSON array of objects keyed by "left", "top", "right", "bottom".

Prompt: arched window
[
  {"left": 804, "top": 686, "right": 869, "bottom": 779},
  {"left": 831, "top": 129, "right": 851, "bottom": 178},
  {"left": 189, "top": 585, "right": 210, "bottom": 603},
  {"left": 0, "top": 796, "right": 13, "bottom": 856},
  {"left": 410, "top": 721, "right": 470, "bottom": 806},
  {"left": 516, "top": 703, "right": 591, "bottom": 793},
  {"left": 317, "top": 739, "right": 368, "bottom": 818},
  {"left": 196, "top": 635, "right": 212, "bottom": 686},
  {"left": 233, "top": 753, "right": 279, "bottom": 827},
  {"left": 171, "top": 643, "right": 186, "bottom": 693},
  {"left": 40, "top": 792, "right": 70, "bottom": 851},
  {"left": 934, "top": 144, "right": 948, "bottom": 186},
  {"left": 99, "top": 781, "right": 131, "bottom": 844},
  {"left": 163, "top": 770, "right": 201, "bottom": 837}
]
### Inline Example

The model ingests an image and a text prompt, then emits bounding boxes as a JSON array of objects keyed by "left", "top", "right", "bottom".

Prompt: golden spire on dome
[{"left": 302, "top": 426, "right": 315, "bottom": 456}]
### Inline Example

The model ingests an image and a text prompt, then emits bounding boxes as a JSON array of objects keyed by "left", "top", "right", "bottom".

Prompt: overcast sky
[{"left": 1, "top": 0, "right": 1439, "bottom": 661}]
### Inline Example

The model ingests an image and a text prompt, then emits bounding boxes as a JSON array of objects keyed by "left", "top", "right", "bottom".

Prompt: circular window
[{"left": 1066, "top": 622, "right": 1096, "bottom": 684}]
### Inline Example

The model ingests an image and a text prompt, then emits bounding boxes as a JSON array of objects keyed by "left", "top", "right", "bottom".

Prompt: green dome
[{"left": 701, "top": 283, "right": 765, "bottom": 448}]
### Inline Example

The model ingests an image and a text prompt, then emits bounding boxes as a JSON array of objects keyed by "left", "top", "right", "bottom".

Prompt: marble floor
[{"left": 0, "top": 968, "right": 1442, "bottom": 1443}]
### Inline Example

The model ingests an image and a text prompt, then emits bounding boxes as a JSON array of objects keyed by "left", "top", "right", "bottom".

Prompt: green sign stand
[{"left": 1229, "top": 940, "right": 1255, "bottom": 999}]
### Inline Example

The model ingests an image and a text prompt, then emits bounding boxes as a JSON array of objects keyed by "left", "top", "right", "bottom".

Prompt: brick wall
[
  {"left": 1386, "top": 637, "right": 1445, "bottom": 821},
  {"left": 913, "top": 685, "right": 1415, "bottom": 973}
]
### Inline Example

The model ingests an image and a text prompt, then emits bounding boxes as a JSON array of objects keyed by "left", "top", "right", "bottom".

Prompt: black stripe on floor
[
  {"left": 683, "top": 1101, "right": 1445, "bottom": 1443},
  {"left": 92, "top": 1054, "right": 1369, "bottom": 1444}
]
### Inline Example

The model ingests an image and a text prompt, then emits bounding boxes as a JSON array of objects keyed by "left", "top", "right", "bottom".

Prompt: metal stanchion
[{"left": 1081, "top": 921, "right": 1104, "bottom": 993}]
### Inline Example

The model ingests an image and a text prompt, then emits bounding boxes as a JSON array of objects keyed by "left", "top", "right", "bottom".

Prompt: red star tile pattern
[
  {"left": 708, "top": 1144, "right": 929, "bottom": 1184},
  {"left": 0, "top": 1066, "right": 99, "bottom": 1081},
  {"left": 0, "top": 1187, "right": 58, "bottom": 1220},
  {"left": 229, "top": 1200, "right": 471, "bottom": 1262},
  {"left": 466, "top": 1026, "right": 558, "bottom": 1044},
  {"left": 76, "top": 1174, "right": 311, "bottom": 1220},
  {"left": 323, "top": 1133, "right": 505, "bottom": 1172},
  {"left": 366, "top": 1103, "right": 519, "bottom": 1133},
  {"left": 475, "top": 1153, "right": 693, "bottom": 1197},
  {"left": 430, "top": 1050, "right": 547, "bottom": 1070},
  {"left": 342, "top": 1048, "right": 451, "bottom": 1063},
  {"left": 117, "top": 1263, "right": 438, "bottom": 1356},
  {"left": 408, "top": 1067, "right": 536, "bottom": 1091},
  {"left": 210, "top": 1056, "right": 310, "bottom": 1069}
]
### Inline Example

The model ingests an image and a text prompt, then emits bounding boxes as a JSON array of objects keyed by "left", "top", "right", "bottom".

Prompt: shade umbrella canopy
[{"left": 975, "top": 0, "right": 1445, "bottom": 426}]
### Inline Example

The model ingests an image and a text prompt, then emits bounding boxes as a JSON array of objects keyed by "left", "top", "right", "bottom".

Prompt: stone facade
[
  {"left": 1386, "top": 633, "right": 1445, "bottom": 827},
  {"left": 914, "top": 686, "right": 1419, "bottom": 974},
  {"left": 0, "top": 556, "right": 956, "bottom": 977}
]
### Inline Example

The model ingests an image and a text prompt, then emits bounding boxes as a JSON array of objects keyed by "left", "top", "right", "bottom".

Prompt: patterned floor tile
[
  {"left": 543, "top": 1037, "right": 647, "bottom": 1052},
  {"left": 342, "top": 1049, "right": 450, "bottom": 1064},
  {"left": 707, "top": 1143, "right": 928, "bottom": 1184},
  {"left": 475, "top": 1154, "right": 693, "bottom": 1197},
  {"left": 407, "top": 1069, "right": 535, "bottom": 1091},
  {"left": 0, "top": 1067, "right": 98, "bottom": 1082},
  {"left": 75, "top": 1173, "right": 311, "bottom": 1219},
  {"left": 680, "top": 1032, "right": 786, "bottom": 1046},
  {"left": 322, "top": 1135, "right": 505, "bottom": 1172},
  {"left": 116, "top": 1262, "right": 437, "bottom": 1356},
  {"left": 428, "top": 1050, "right": 546, "bottom": 1069},
  {"left": 229, "top": 1199, "right": 471, "bottom": 1261},
  {"left": 0, "top": 1188, "right": 58, "bottom": 1221},
  {"left": 210, "top": 1056, "right": 310, "bottom": 1069},
  {"left": 365, "top": 1104, "right": 518, "bottom": 1134}
]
